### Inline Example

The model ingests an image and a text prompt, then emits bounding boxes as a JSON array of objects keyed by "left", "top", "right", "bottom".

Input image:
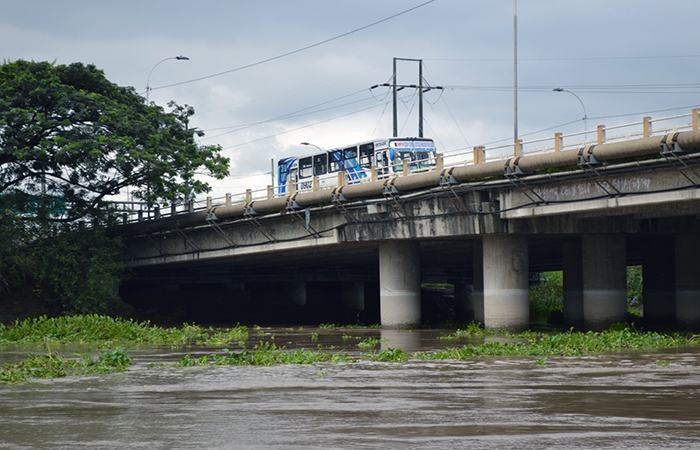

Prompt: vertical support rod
[
  {"left": 392, "top": 57, "right": 398, "bottom": 138},
  {"left": 418, "top": 61, "right": 424, "bottom": 138}
]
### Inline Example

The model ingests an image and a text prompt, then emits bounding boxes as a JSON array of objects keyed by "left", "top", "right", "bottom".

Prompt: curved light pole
[
  {"left": 146, "top": 55, "right": 189, "bottom": 104},
  {"left": 301, "top": 142, "right": 325, "bottom": 153},
  {"left": 553, "top": 87, "right": 588, "bottom": 136}
]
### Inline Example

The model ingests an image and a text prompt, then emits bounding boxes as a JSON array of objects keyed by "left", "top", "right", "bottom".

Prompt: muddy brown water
[{"left": 1, "top": 328, "right": 700, "bottom": 449}]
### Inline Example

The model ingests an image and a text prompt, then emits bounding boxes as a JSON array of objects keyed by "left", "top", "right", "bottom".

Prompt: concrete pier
[
  {"left": 482, "top": 235, "right": 529, "bottom": 332},
  {"left": 642, "top": 235, "right": 675, "bottom": 329},
  {"left": 287, "top": 281, "right": 307, "bottom": 306},
  {"left": 342, "top": 281, "right": 365, "bottom": 311},
  {"left": 562, "top": 238, "right": 584, "bottom": 328},
  {"left": 378, "top": 241, "right": 421, "bottom": 327},
  {"left": 582, "top": 234, "right": 627, "bottom": 330},
  {"left": 676, "top": 234, "right": 700, "bottom": 330}
]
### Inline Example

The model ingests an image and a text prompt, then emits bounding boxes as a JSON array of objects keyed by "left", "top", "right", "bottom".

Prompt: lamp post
[
  {"left": 553, "top": 87, "right": 588, "bottom": 136},
  {"left": 301, "top": 142, "right": 325, "bottom": 153},
  {"left": 146, "top": 55, "right": 189, "bottom": 104}
]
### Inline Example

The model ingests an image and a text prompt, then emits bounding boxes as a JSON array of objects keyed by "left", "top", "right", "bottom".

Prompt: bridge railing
[{"left": 114, "top": 109, "right": 699, "bottom": 223}]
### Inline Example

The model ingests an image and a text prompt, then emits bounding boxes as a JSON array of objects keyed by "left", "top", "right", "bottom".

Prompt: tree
[
  {"left": 0, "top": 60, "right": 230, "bottom": 315},
  {"left": 0, "top": 60, "right": 230, "bottom": 221}
]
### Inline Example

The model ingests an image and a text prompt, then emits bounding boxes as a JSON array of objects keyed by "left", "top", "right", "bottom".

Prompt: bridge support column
[
  {"left": 676, "top": 234, "right": 700, "bottom": 330},
  {"left": 582, "top": 234, "right": 627, "bottom": 330},
  {"left": 379, "top": 241, "right": 421, "bottom": 328},
  {"left": 482, "top": 235, "right": 529, "bottom": 332},
  {"left": 563, "top": 238, "right": 584, "bottom": 329},
  {"left": 342, "top": 282, "right": 365, "bottom": 311},
  {"left": 286, "top": 281, "right": 307, "bottom": 306},
  {"left": 642, "top": 235, "right": 675, "bottom": 330}
]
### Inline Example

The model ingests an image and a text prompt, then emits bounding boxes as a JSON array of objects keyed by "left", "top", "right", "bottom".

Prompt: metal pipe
[{"left": 119, "top": 128, "right": 700, "bottom": 234}]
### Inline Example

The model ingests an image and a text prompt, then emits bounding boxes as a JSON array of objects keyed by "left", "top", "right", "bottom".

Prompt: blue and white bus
[{"left": 277, "top": 137, "right": 437, "bottom": 195}]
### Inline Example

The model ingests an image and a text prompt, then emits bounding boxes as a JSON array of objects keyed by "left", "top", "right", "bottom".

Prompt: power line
[
  {"left": 222, "top": 103, "right": 386, "bottom": 150},
  {"left": 151, "top": 0, "right": 436, "bottom": 92}
]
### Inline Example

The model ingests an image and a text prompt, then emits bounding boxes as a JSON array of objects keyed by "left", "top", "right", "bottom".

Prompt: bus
[{"left": 277, "top": 137, "right": 437, "bottom": 195}]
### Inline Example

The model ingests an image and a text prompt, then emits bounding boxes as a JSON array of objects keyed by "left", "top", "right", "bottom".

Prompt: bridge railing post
[
  {"left": 267, "top": 185, "right": 273, "bottom": 199},
  {"left": 245, "top": 189, "right": 252, "bottom": 203},
  {"left": 693, "top": 108, "right": 699, "bottom": 131},
  {"left": 154, "top": 205, "right": 160, "bottom": 220},
  {"left": 643, "top": 116, "right": 652, "bottom": 138},
  {"left": 225, "top": 193, "right": 231, "bottom": 206},
  {"left": 436, "top": 153, "right": 443, "bottom": 171},
  {"left": 514, "top": 139, "right": 522, "bottom": 157},
  {"left": 402, "top": 159, "right": 409, "bottom": 176},
  {"left": 597, "top": 125, "right": 606, "bottom": 145},
  {"left": 473, "top": 145, "right": 484, "bottom": 164},
  {"left": 371, "top": 166, "right": 377, "bottom": 182},
  {"left": 171, "top": 204, "right": 176, "bottom": 217},
  {"left": 554, "top": 132, "right": 563, "bottom": 152},
  {"left": 187, "top": 200, "right": 194, "bottom": 213},
  {"left": 206, "top": 196, "right": 212, "bottom": 211}
]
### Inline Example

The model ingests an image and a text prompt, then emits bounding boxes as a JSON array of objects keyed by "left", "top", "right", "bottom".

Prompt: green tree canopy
[{"left": 0, "top": 60, "right": 230, "bottom": 221}]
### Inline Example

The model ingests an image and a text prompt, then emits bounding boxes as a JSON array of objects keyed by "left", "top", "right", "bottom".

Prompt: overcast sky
[{"left": 3, "top": 0, "right": 700, "bottom": 198}]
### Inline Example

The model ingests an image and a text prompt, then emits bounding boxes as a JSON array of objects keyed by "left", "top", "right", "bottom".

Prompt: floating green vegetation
[
  {"left": 318, "top": 323, "right": 381, "bottom": 329},
  {"left": 438, "top": 321, "right": 490, "bottom": 339},
  {"left": 0, "top": 349, "right": 132, "bottom": 384},
  {"left": 418, "top": 326, "right": 695, "bottom": 360},
  {"left": 174, "top": 342, "right": 355, "bottom": 367},
  {"left": 358, "top": 337, "right": 381, "bottom": 349},
  {"left": 362, "top": 347, "right": 409, "bottom": 362},
  {"left": 0, "top": 315, "right": 248, "bottom": 346}
]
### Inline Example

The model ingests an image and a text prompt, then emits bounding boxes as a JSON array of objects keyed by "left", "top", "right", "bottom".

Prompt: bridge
[{"left": 118, "top": 109, "right": 700, "bottom": 331}]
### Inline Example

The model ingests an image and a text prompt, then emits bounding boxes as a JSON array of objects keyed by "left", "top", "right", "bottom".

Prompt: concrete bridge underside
[{"left": 122, "top": 152, "right": 700, "bottom": 331}]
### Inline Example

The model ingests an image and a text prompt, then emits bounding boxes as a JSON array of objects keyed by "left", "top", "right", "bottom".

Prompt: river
[{"left": 1, "top": 327, "right": 699, "bottom": 449}]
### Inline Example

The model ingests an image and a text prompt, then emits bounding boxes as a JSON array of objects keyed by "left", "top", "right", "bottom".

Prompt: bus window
[
  {"left": 329, "top": 149, "right": 343, "bottom": 172},
  {"left": 313, "top": 153, "right": 327, "bottom": 176},
  {"left": 299, "top": 156, "right": 313, "bottom": 178},
  {"left": 359, "top": 143, "right": 374, "bottom": 168},
  {"left": 343, "top": 146, "right": 358, "bottom": 170}
]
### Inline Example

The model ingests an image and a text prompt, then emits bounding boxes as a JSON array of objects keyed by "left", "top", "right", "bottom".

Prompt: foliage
[
  {"left": 0, "top": 349, "right": 132, "bottom": 384},
  {"left": 529, "top": 271, "right": 564, "bottom": 323},
  {"left": 0, "top": 314, "right": 248, "bottom": 346},
  {"left": 29, "top": 223, "right": 126, "bottom": 313},
  {"left": 0, "top": 60, "right": 229, "bottom": 220},
  {"left": 627, "top": 265, "right": 643, "bottom": 308}
]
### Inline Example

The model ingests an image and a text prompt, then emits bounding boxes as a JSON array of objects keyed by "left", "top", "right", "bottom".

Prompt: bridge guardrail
[{"left": 112, "top": 108, "right": 700, "bottom": 224}]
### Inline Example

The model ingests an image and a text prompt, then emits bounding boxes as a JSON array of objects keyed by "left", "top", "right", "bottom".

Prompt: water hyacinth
[{"left": 0, "top": 315, "right": 248, "bottom": 346}]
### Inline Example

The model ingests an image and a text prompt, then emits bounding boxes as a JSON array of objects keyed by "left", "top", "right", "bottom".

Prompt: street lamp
[
  {"left": 301, "top": 142, "right": 325, "bottom": 153},
  {"left": 553, "top": 87, "right": 588, "bottom": 136},
  {"left": 146, "top": 55, "right": 190, "bottom": 104}
]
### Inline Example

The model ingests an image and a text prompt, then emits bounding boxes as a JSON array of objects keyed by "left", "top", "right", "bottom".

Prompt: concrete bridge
[{"left": 119, "top": 110, "right": 700, "bottom": 331}]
